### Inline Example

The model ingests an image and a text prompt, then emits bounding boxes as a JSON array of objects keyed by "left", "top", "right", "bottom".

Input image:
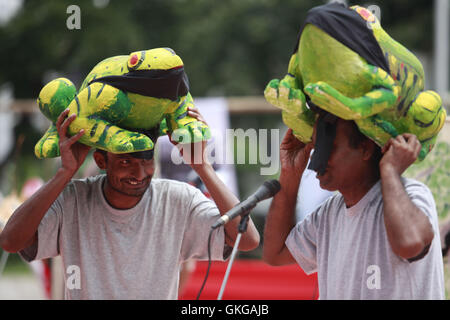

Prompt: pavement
[{"left": 0, "top": 274, "right": 46, "bottom": 300}]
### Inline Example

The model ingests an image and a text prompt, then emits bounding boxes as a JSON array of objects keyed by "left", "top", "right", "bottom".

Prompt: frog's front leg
[
  {"left": 304, "top": 64, "right": 400, "bottom": 120},
  {"left": 68, "top": 83, "right": 155, "bottom": 153},
  {"left": 165, "top": 93, "right": 211, "bottom": 144},
  {"left": 264, "top": 55, "right": 316, "bottom": 143}
]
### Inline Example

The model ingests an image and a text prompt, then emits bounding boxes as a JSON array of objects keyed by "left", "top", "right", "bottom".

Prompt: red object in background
[
  {"left": 42, "top": 260, "right": 52, "bottom": 299},
  {"left": 180, "top": 259, "right": 318, "bottom": 300}
]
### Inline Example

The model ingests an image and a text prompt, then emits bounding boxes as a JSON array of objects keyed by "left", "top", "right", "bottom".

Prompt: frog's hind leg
[
  {"left": 67, "top": 83, "right": 155, "bottom": 153},
  {"left": 35, "top": 78, "right": 77, "bottom": 158},
  {"left": 76, "top": 117, "right": 155, "bottom": 153},
  {"left": 304, "top": 64, "right": 400, "bottom": 120}
]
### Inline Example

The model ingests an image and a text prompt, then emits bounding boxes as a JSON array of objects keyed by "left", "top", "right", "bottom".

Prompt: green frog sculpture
[
  {"left": 35, "top": 47, "right": 209, "bottom": 158},
  {"left": 265, "top": 3, "right": 446, "bottom": 162}
]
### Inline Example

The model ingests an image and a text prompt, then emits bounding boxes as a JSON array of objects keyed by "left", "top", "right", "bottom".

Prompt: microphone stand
[
  {"left": 0, "top": 251, "right": 9, "bottom": 280},
  {"left": 217, "top": 213, "right": 250, "bottom": 300}
]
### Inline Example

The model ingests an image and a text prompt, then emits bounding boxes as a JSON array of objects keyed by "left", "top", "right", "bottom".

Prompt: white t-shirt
[
  {"left": 20, "top": 175, "right": 227, "bottom": 300},
  {"left": 296, "top": 167, "right": 334, "bottom": 221},
  {"left": 286, "top": 178, "right": 445, "bottom": 299}
]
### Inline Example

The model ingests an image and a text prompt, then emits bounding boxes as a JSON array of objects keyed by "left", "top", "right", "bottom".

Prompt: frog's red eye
[{"left": 130, "top": 54, "right": 139, "bottom": 66}]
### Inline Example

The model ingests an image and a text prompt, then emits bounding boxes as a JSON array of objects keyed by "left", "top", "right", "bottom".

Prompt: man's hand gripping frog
[
  {"left": 35, "top": 48, "right": 210, "bottom": 158},
  {"left": 265, "top": 3, "right": 446, "bottom": 161}
]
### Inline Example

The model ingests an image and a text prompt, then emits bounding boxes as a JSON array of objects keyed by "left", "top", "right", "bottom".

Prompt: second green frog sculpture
[{"left": 265, "top": 3, "right": 446, "bottom": 161}]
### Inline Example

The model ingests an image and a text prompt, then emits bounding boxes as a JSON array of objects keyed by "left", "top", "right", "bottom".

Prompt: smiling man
[
  {"left": 93, "top": 151, "right": 155, "bottom": 207},
  {"left": 0, "top": 107, "right": 259, "bottom": 300}
]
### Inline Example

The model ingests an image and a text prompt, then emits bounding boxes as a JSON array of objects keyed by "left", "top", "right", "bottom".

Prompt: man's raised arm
[
  {"left": 263, "top": 129, "right": 313, "bottom": 265},
  {"left": 0, "top": 109, "right": 90, "bottom": 253}
]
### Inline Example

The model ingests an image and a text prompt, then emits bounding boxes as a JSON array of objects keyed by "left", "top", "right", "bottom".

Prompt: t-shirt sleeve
[
  {"left": 19, "top": 195, "right": 64, "bottom": 262},
  {"left": 180, "top": 187, "right": 228, "bottom": 262},
  {"left": 285, "top": 209, "right": 320, "bottom": 275},
  {"left": 404, "top": 179, "right": 439, "bottom": 233}
]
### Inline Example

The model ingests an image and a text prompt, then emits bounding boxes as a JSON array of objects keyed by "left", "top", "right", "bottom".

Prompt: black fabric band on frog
[
  {"left": 307, "top": 112, "right": 338, "bottom": 175},
  {"left": 292, "top": 2, "right": 390, "bottom": 74},
  {"left": 89, "top": 67, "right": 189, "bottom": 101}
]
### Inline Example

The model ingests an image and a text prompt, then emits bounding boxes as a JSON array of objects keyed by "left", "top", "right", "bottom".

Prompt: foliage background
[
  {"left": 0, "top": 0, "right": 448, "bottom": 271},
  {"left": 0, "top": 0, "right": 442, "bottom": 192},
  {"left": 405, "top": 141, "right": 450, "bottom": 222},
  {"left": 0, "top": 0, "right": 437, "bottom": 99}
]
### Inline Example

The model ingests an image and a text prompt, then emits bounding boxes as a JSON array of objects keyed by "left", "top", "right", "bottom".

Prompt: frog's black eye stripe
[
  {"left": 88, "top": 67, "right": 189, "bottom": 101},
  {"left": 292, "top": 2, "right": 390, "bottom": 74}
]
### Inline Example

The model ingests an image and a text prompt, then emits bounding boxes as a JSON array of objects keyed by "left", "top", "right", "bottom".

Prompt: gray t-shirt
[
  {"left": 286, "top": 178, "right": 445, "bottom": 300},
  {"left": 20, "top": 175, "right": 227, "bottom": 300}
]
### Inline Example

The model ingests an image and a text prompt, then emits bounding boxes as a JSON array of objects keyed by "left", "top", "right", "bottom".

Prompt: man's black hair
[
  {"left": 94, "top": 148, "right": 155, "bottom": 161},
  {"left": 346, "top": 120, "right": 383, "bottom": 178},
  {"left": 94, "top": 125, "right": 159, "bottom": 161},
  {"left": 307, "top": 100, "right": 382, "bottom": 177}
]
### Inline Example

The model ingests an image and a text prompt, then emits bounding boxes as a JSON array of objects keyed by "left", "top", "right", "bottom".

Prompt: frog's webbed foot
[
  {"left": 265, "top": 75, "right": 305, "bottom": 114},
  {"left": 166, "top": 93, "right": 211, "bottom": 144},
  {"left": 304, "top": 65, "right": 400, "bottom": 120},
  {"left": 264, "top": 74, "right": 315, "bottom": 143},
  {"left": 407, "top": 90, "right": 447, "bottom": 160},
  {"left": 174, "top": 121, "right": 211, "bottom": 144},
  {"left": 408, "top": 90, "right": 446, "bottom": 138}
]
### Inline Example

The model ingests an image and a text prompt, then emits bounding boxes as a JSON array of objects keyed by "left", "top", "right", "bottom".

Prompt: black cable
[
  {"left": 196, "top": 227, "right": 215, "bottom": 300},
  {"left": 442, "top": 231, "right": 450, "bottom": 257},
  {"left": 196, "top": 214, "right": 251, "bottom": 299}
]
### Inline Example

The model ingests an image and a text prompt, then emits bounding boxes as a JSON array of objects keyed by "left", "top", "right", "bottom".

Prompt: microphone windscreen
[{"left": 263, "top": 179, "right": 281, "bottom": 196}]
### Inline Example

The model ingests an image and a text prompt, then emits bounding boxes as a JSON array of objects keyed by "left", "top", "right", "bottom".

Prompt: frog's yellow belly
[{"left": 298, "top": 24, "right": 372, "bottom": 98}]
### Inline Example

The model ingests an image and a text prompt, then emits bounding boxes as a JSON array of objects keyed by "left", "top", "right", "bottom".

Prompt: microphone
[{"left": 211, "top": 179, "right": 281, "bottom": 229}]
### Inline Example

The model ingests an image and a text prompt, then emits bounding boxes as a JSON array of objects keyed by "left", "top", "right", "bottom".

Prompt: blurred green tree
[
  {"left": 0, "top": 0, "right": 435, "bottom": 98},
  {"left": 0, "top": 0, "right": 145, "bottom": 98},
  {"left": 0, "top": 0, "right": 438, "bottom": 199}
]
